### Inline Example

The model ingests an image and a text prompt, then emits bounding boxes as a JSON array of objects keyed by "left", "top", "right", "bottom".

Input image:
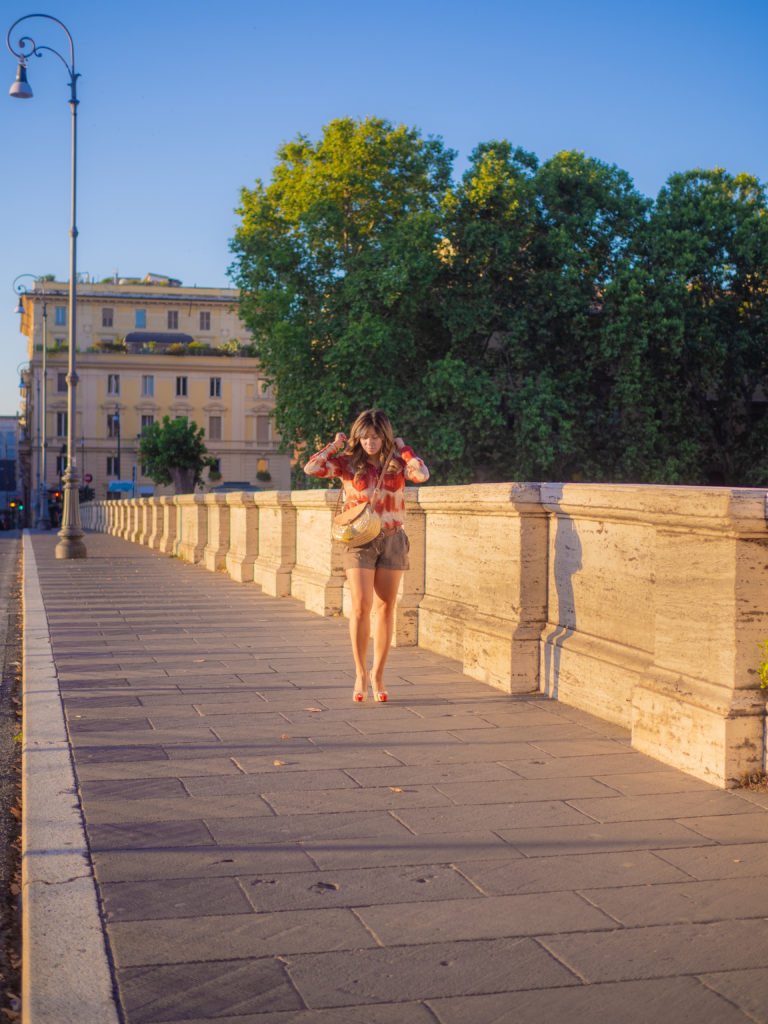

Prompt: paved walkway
[{"left": 23, "top": 530, "right": 768, "bottom": 1023}]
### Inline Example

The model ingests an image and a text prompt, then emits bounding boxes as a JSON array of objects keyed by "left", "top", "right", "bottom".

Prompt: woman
[{"left": 304, "top": 409, "right": 429, "bottom": 703}]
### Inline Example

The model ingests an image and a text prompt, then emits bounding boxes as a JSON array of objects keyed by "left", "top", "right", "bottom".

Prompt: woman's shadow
[{"left": 541, "top": 486, "right": 582, "bottom": 700}]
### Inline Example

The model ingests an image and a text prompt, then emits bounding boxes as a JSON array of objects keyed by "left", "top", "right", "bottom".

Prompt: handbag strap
[{"left": 333, "top": 443, "right": 394, "bottom": 517}]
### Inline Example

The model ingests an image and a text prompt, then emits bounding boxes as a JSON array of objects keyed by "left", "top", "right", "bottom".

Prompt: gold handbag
[{"left": 331, "top": 448, "right": 392, "bottom": 547}]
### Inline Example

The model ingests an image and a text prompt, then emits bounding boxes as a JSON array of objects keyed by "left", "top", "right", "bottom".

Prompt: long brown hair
[{"left": 345, "top": 409, "right": 400, "bottom": 485}]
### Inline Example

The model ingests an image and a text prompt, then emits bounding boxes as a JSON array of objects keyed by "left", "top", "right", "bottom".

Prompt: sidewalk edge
[{"left": 21, "top": 533, "right": 120, "bottom": 1024}]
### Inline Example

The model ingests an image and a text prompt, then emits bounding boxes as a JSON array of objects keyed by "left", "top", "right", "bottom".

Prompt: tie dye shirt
[{"left": 304, "top": 439, "right": 430, "bottom": 531}]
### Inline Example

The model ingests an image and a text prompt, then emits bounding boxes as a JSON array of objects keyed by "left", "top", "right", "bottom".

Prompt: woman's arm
[
  {"left": 394, "top": 437, "right": 430, "bottom": 484},
  {"left": 303, "top": 433, "right": 347, "bottom": 478}
]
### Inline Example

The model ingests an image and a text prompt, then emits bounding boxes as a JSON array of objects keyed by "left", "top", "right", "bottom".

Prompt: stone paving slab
[
  {"left": 283, "top": 938, "right": 578, "bottom": 1007},
  {"left": 452, "top": 848, "right": 691, "bottom": 894},
  {"left": 702, "top": 969, "right": 768, "bottom": 1024},
  {"left": 157, "top": 1007, "right": 438, "bottom": 1024},
  {"left": 427, "top": 977, "right": 756, "bottom": 1024},
  {"left": 24, "top": 530, "right": 768, "bottom": 1023},
  {"left": 655, "top": 841, "right": 768, "bottom": 879},
  {"left": 538, "top": 918, "right": 768, "bottom": 983},
  {"left": 582, "top": 875, "right": 768, "bottom": 926},
  {"left": 355, "top": 890, "right": 616, "bottom": 944},
  {"left": 110, "top": 906, "right": 380, "bottom": 965}
]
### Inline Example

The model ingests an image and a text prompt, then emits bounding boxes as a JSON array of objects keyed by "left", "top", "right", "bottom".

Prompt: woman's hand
[
  {"left": 334, "top": 432, "right": 347, "bottom": 448},
  {"left": 393, "top": 436, "right": 405, "bottom": 452}
]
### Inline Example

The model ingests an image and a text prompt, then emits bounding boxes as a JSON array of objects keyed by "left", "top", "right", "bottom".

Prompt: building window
[
  {"left": 107, "top": 373, "right": 120, "bottom": 396},
  {"left": 56, "top": 412, "right": 68, "bottom": 437},
  {"left": 175, "top": 376, "right": 188, "bottom": 397},
  {"left": 209, "top": 377, "right": 221, "bottom": 398},
  {"left": 208, "top": 416, "right": 222, "bottom": 441},
  {"left": 256, "top": 415, "right": 270, "bottom": 444},
  {"left": 135, "top": 309, "right": 146, "bottom": 328},
  {"left": 141, "top": 414, "right": 154, "bottom": 432},
  {"left": 107, "top": 456, "right": 118, "bottom": 476},
  {"left": 210, "top": 458, "right": 221, "bottom": 474},
  {"left": 141, "top": 374, "right": 154, "bottom": 397},
  {"left": 102, "top": 307, "right": 113, "bottom": 327},
  {"left": 57, "top": 372, "right": 67, "bottom": 393},
  {"left": 54, "top": 306, "right": 66, "bottom": 326},
  {"left": 199, "top": 311, "right": 211, "bottom": 331},
  {"left": 167, "top": 310, "right": 179, "bottom": 330},
  {"left": 56, "top": 454, "right": 66, "bottom": 475},
  {"left": 107, "top": 413, "right": 120, "bottom": 438}
]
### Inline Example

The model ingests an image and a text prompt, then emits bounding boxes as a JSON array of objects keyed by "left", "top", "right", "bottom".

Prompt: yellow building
[{"left": 17, "top": 274, "right": 289, "bottom": 503}]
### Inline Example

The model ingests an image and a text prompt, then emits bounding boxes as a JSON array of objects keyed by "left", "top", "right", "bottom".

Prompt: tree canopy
[
  {"left": 230, "top": 117, "right": 768, "bottom": 486},
  {"left": 138, "top": 416, "right": 216, "bottom": 492}
]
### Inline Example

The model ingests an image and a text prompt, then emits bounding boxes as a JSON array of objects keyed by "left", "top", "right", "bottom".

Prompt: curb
[{"left": 21, "top": 533, "right": 120, "bottom": 1024}]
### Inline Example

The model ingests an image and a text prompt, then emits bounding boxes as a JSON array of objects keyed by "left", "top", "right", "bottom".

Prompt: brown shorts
[{"left": 341, "top": 528, "right": 410, "bottom": 572}]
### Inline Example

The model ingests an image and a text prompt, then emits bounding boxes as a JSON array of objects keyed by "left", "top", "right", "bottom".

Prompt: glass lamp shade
[{"left": 9, "top": 63, "right": 33, "bottom": 99}]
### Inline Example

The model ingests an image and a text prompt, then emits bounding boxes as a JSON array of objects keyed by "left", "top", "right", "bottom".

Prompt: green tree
[
  {"left": 230, "top": 116, "right": 504, "bottom": 483},
  {"left": 138, "top": 416, "right": 215, "bottom": 492},
  {"left": 442, "top": 144, "right": 649, "bottom": 481},
  {"left": 610, "top": 168, "right": 768, "bottom": 484}
]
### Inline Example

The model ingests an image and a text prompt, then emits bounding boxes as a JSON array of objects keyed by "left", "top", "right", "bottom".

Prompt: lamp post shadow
[{"left": 542, "top": 487, "right": 582, "bottom": 700}]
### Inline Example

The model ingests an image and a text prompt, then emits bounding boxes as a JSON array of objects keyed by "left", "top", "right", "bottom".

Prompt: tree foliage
[
  {"left": 231, "top": 117, "right": 768, "bottom": 486},
  {"left": 610, "top": 169, "right": 768, "bottom": 484},
  {"left": 138, "top": 416, "right": 215, "bottom": 491}
]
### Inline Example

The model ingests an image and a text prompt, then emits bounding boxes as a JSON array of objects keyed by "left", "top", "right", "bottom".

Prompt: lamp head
[
  {"left": 14, "top": 295, "right": 25, "bottom": 315},
  {"left": 9, "top": 62, "right": 33, "bottom": 99}
]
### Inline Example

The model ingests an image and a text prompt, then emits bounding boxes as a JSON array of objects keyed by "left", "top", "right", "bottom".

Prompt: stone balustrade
[{"left": 80, "top": 484, "right": 768, "bottom": 788}]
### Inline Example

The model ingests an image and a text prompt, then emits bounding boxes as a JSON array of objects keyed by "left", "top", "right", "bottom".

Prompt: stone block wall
[{"left": 80, "top": 483, "right": 768, "bottom": 787}]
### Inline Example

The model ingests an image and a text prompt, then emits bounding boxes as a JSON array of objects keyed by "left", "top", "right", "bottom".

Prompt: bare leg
[
  {"left": 371, "top": 568, "right": 404, "bottom": 698},
  {"left": 345, "top": 567, "right": 375, "bottom": 698}
]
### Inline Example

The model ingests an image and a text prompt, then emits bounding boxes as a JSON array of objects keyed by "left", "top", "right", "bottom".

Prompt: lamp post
[
  {"left": 112, "top": 406, "right": 121, "bottom": 480},
  {"left": 7, "top": 14, "right": 85, "bottom": 558},
  {"left": 13, "top": 274, "right": 51, "bottom": 529},
  {"left": 15, "top": 361, "right": 30, "bottom": 523}
]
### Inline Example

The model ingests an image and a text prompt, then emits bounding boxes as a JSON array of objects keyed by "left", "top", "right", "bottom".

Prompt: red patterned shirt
[{"left": 304, "top": 439, "right": 429, "bottom": 531}]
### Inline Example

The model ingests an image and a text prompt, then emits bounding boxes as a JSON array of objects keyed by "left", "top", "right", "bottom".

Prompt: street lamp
[
  {"left": 7, "top": 14, "right": 85, "bottom": 558},
  {"left": 112, "top": 405, "right": 121, "bottom": 480},
  {"left": 13, "top": 274, "right": 51, "bottom": 529}
]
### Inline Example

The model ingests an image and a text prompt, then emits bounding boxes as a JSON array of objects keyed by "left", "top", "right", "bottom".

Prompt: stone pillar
[
  {"left": 175, "top": 493, "right": 207, "bottom": 564},
  {"left": 158, "top": 497, "right": 178, "bottom": 555},
  {"left": 417, "top": 483, "right": 548, "bottom": 692},
  {"left": 128, "top": 500, "right": 145, "bottom": 544},
  {"left": 146, "top": 500, "right": 164, "bottom": 550},
  {"left": 225, "top": 492, "right": 258, "bottom": 583},
  {"left": 116, "top": 500, "right": 125, "bottom": 537},
  {"left": 631, "top": 487, "right": 768, "bottom": 787},
  {"left": 203, "top": 493, "right": 231, "bottom": 571},
  {"left": 539, "top": 483, "right": 655, "bottom": 728},
  {"left": 110, "top": 501, "right": 121, "bottom": 537},
  {"left": 115, "top": 500, "right": 128, "bottom": 539},
  {"left": 139, "top": 499, "right": 154, "bottom": 546},
  {"left": 290, "top": 489, "right": 343, "bottom": 615},
  {"left": 252, "top": 491, "right": 296, "bottom": 598}
]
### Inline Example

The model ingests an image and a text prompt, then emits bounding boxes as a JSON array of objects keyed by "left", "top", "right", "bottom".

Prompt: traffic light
[
  {"left": 9, "top": 501, "right": 16, "bottom": 509},
  {"left": 17, "top": 502, "right": 23, "bottom": 512}
]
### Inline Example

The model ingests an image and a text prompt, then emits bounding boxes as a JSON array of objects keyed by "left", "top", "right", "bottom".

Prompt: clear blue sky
[{"left": 1, "top": 0, "right": 766, "bottom": 413}]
